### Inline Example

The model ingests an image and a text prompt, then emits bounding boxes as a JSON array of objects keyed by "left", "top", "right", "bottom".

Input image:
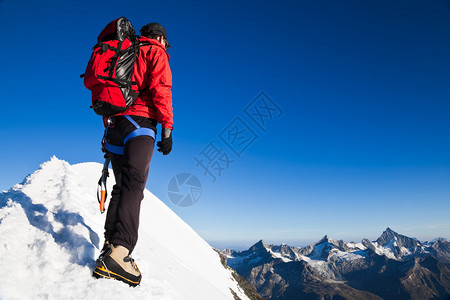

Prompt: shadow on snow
[{"left": 0, "top": 189, "right": 99, "bottom": 267}]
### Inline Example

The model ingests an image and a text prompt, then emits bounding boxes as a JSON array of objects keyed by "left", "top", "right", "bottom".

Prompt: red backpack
[{"left": 82, "top": 17, "right": 150, "bottom": 117}]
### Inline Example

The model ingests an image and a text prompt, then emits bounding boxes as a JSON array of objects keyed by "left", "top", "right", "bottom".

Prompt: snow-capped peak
[{"left": 251, "top": 239, "right": 269, "bottom": 251}]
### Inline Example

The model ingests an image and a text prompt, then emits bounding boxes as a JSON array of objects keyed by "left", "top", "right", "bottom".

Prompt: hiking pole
[{"left": 97, "top": 156, "right": 111, "bottom": 213}]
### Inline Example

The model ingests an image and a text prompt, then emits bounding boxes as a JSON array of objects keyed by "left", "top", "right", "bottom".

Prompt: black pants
[{"left": 103, "top": 116, "right": 156, "bottom": 253}]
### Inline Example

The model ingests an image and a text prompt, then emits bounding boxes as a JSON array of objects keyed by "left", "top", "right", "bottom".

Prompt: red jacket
[{"left": 112, "top": 37, "right": 173, "bottom": 129}]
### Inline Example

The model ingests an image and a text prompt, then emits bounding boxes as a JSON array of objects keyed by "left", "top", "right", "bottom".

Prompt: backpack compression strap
[{"left": 104, "top": 115, "right": 156, "bottom": 155}]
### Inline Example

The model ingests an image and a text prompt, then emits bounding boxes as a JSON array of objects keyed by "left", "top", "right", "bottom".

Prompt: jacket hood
[
  {"left": 139, "top": 36, "right": 170, "bottom": 59},
  {"left": 139, "top": 36, "right": 167, "bottom": 50}
]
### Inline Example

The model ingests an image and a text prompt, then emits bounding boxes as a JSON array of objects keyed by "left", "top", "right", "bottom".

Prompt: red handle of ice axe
[{"left": 97, "top": 157, "right": 111, "bottom": 214}]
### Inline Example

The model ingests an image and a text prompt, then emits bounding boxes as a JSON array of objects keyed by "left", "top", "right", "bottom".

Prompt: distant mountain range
[{"left": 219, "top": 228, "right": 450, "bottom": 300}]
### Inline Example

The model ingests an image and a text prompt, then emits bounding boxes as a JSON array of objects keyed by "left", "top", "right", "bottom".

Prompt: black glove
[{"left": 157, "top": 128, "right": 172, "bottom": 155}]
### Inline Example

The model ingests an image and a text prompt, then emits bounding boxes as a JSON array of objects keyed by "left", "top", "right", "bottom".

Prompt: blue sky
[{"left": 1, "top": 0, "right": 449, "bottom": 250}]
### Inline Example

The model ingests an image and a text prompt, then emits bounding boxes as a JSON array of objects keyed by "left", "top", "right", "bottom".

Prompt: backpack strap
[
  {"left": 97, "top": 75, "right": 136, "bottom": 88},
  {"left": 103, "top": 115, "right": 156, "bottom": 155},
  {"left": 96, "top": 39, "right": 149, "bottom": 88}
]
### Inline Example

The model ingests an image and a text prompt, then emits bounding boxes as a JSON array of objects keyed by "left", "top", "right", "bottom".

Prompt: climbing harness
[
  {"left": 103, "top": 115, "right": 156, "bottom": 155},
  {"left": 96, "top": 115, "right": 155, "bottom": 213}
]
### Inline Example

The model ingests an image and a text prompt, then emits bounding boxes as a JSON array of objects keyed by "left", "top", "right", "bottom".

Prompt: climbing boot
[{"left": 93, "top": 245, "right": 141, "bottom": 287}]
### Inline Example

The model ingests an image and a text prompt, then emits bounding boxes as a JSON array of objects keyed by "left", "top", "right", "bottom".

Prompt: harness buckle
[{"left": 107, "top": 117, "right": 116, "bottom": 127}]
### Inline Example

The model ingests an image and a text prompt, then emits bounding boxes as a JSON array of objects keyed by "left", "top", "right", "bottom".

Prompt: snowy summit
[{"left": 0, "top": 157, "right": 250, "bottom": 300}]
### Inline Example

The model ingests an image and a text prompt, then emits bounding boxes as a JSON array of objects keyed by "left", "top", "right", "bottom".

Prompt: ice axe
[{"left": 97, "top": 157, "right": 111, "bottom": 213}]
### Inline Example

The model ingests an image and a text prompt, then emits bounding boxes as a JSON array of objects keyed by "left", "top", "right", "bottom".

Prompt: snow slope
[{"left": 0, "top": 157, "right": 249, "bottom": 300}]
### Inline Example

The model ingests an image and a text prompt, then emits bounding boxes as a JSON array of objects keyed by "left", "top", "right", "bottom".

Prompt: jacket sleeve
[{"left": 148, "top": 49, "right": 173, "bottom": 129}]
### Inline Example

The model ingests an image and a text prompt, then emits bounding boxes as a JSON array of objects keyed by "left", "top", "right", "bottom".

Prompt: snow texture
[{"left": 0, "top": 157, "right": 249, "bottom": 300}]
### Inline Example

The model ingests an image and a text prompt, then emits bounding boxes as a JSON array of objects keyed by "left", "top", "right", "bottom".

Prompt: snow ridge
[{"left": 0, "top": 157, "right": 249, "bottom": 300}]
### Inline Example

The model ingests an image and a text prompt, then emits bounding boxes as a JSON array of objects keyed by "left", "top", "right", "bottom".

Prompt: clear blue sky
[{"left": 1, "top": 0, "right": 449, "bottom": 250}]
